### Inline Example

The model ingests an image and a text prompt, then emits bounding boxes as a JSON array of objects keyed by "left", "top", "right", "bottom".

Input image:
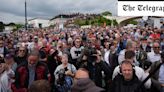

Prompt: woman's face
[{"left": 61, "top": 54, "right": 68, "bottom": 64}]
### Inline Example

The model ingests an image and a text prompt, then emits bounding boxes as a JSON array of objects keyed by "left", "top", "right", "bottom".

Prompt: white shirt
[
  {"left": 118, "top": 49, "right": 139, "bottom": 66},
  {"left": 118, "top": 49, "right": 126, "bottom": 64},
  {"left": 104, "top": 50, "right": 110, "bottom": 65},
  {"left": 0, "top": 69, "right": 15, "bottom": 92},
  {"left": 70, "top": 46, "right": 83, "bottom": 59},
  {"left": 54, "top": 63, "right": 77, "bottom": 82},
  {"left": 147, "top": 51, "right": 161, "bottom": 63},
  {"left": 159, "top": 64, "right": 164, "bottom": 84},
  {"left": 112, "top": 65, "right": 151, "bottom": 88}
]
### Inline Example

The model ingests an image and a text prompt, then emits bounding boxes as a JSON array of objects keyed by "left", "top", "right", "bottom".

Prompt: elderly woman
[{"left": 54, "top": 53, "right": 77, "bottom": 92}]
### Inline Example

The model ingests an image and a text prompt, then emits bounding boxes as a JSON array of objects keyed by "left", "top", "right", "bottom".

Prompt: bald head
[{"left": 75, "top": 68, "right": 89, "bottom": 79}]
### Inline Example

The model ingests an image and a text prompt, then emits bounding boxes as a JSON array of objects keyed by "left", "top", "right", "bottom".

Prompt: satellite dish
[{"left": 142, "top": 16, "right": 148, "bottom": 21}]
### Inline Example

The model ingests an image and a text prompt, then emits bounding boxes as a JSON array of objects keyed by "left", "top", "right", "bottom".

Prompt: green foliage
[
  {"left": 113, "top": 19, "right": 118, "bottom": 26},
  {"left": 128, "top": 19, "right": 138, "bottom": 25},
  {"left": 0, "top": 21, "right": 4, "bottom": 32},
  {"left": 74, "top": 16, "right": 114, "bottom": 26},
  {"left": 102, "top": 11, "right": 112, "bottom": 16},
  {"left": 6, "top": 22, "right": 16, "bottom": 26},
  {"left": 15, "top": 24, "right": 24, "bottom": 30}
]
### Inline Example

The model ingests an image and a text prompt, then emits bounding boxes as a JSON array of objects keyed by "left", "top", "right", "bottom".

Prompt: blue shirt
[
  {"left": 28, "top": 66, "right": 35, "bottom": 86},
  {"left": 159, "top": 64, "right": 164, "bottom": 84}
]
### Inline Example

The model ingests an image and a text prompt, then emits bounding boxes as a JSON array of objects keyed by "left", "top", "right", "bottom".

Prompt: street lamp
[{"left": 25, "top": 0, "right": 28, "bottom": 30}]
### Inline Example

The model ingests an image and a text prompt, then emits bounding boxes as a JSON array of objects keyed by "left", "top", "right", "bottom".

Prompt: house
[{"left": 28, "top": 18, "right": 50, "bottom": 28}]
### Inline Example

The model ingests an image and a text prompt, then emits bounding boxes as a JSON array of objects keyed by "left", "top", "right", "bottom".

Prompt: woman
[{"left": 54, "top": 54, "right": 76, "bottom": 92}]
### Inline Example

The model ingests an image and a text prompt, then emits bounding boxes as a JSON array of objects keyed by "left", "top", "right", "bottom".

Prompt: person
[
  {"left": 11, "top": 51, "right": 50, "bottom": 92},
  {"left": 111, "top": 60, "right": 146, "bottom": 92},
  {"left": 14, "top": 46, "right": 28, "bottom": 65},
  {"left": 4, "top": 54, "right": 17, "bottom": 72},
  {"left": 150, "top": 51, "right": 164, "bottom": 92},
  {"left": 78, "top": 48, "right": 112, "bottom": 90},
  {"left": 54, "top": 53, "right": 77, "bottom": 92},
  {"left": 70, "top": 37, "right": 83, "bottom": 67},
  {"left": 113, "top": 50, "right": 151, "bottom": 89},
  {"left": 147, "top": 42, "right": 161, "bottom": 63},
  {"left": 71, "top": 68, "right": 105, "bottom": 92},
  {"left": 28, "top": 80, "right": 51, "bottom": 92},
  {"left": 0, "top": 38, "right": 8, "bottom": 57},
  {"left": 118, "top": 40, "right": 139, "bottom": 65},
  {"left": 0, "top": 57, "right": 15, "bottom": 92}
]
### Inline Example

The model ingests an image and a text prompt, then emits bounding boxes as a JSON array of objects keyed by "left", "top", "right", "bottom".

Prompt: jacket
[
  {"left": 71, "top": 78, "right": 105, "bottom": 92},
  {"left": 111, "top": 74, "right": 146, "bottom": 92},
  {"left": 11, "top": 61, "right": 50, "bottom": 92}
]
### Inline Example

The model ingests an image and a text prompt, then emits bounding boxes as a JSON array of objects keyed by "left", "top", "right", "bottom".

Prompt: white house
[{"left": 28, "top": 18, "right": 50, "bottom": 28}]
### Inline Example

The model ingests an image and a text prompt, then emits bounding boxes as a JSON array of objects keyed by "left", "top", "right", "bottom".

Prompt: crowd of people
[{"left": 0, "top": 25, "right": 164, "bottom": 92}]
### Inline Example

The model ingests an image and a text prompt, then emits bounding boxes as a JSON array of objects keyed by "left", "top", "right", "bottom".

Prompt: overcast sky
[{"left": 0, "top": 0, "right": 117, "bottom": 23}]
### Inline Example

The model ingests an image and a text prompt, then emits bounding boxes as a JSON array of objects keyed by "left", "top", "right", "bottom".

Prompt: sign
[{"left": 118, "top": 0, "right": 164, "bottom": 16}]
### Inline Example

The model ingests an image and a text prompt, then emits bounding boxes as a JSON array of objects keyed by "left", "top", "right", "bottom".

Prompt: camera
[{"left": 57, "top": 69, "right": 66, "bottom": 85}]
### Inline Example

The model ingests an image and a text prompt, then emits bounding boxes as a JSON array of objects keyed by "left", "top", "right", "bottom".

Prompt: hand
[{"left": 65, "top": 70, "right": 73, "bottom": 76}]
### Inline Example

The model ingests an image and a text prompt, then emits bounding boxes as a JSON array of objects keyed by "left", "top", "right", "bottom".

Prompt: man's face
[
  {"left": 153, "top": 43, "right": 160, "bottom": 54},
  {"left": 121, "top": 63, "right": 133, "bottom": 81},
  {"left": 28, "top": 55, "right": 38, "bottom": 67},
  {"left": 18, "top": 47, "right": 26, "bottom": 57},
  {"left": 0, "top": 40, "right": 4, "bottom": 47}
]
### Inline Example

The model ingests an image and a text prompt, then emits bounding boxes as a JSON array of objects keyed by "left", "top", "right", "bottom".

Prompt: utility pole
[{"left": 25, "top": 0, "right": 27, "bottom": 31}]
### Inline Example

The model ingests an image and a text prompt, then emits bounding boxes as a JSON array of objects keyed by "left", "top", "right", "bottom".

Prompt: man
[
  {"left": 71, "top": 68, "right": 105, "bottom": 92},
  {"left": 147, "top": 42, "right": 161, "bottom": 63},
  {"left": 111, "top": 60, "right": 146, "bottom": 92},
  {"left": 0, "top": 38, "right": 8, "bottom": 57},
  {"left": 150, "top": 51, "right": 164, "bottom": 92},
  {"left": 113, "top": 50, "right": 151, "bottom": 89},
  {"left": 140, "top": 38, "right": 151, "bottom": 52},
  {"left": 0, "top": 59, "right": 15, "bottom": 92},
  {"left": 28, "top": 80, "right": 51, "bottom": 92},
  {"left": 14, "top": 46, "right": 28, "bottom": 65},
  {"left": 11, "top": 51, "right": 50, "bottom": 92},
  {"left": 118, "top": 40, "right": 139, "bottom": 65}
]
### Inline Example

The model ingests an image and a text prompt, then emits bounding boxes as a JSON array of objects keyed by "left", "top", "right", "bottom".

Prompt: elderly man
[
  {"left": 12, "top": 51, "right": 50, "bottom": 92},
  {"left": 118, "top": 40, "right": 139, "bottom": 66},
  {"left": 71, "top": 68, "right": 105, "bottom": 92},
  {"left": 150, "top": 51, "right": 164, "bottom": 92},
  {"left": 147, "top": 42, "right": 161, "bottom": 63}
]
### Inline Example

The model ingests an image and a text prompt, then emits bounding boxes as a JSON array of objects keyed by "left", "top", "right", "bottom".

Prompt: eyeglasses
[
  {"left": 154, "top": 47, "right": 160, "bottom": 49},
  {"left": 19, "top": 50, "right": 25, "bottom": 52}
]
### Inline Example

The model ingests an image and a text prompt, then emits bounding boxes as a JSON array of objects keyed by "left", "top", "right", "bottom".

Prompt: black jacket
[
  {"left": 71, "top": 78, "right": 105, "bottom": 92},
  {"left": 111, "top": 74, "right": 146, "bottom": 92},
  {"left": 87, "top": 61, "right": 112, "bottom": 88}
]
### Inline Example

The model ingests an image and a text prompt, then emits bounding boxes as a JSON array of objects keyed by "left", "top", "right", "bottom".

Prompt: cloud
[{"left": 0, "top": 0, "right": 117, "bottom": 23}]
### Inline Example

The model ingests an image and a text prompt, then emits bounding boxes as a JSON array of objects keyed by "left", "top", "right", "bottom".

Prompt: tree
[
  {"left": 0, "top": 21, "right": 4, "bottom": 32},
  {"left": 102, "top": 11, "right": 112, "bottom": 16},
  {"left": 113, "top": 19, "right": 118, "bottom": 26},
  {"left": 6, "top": 22, "right": 16, "bottom": 26},
  {"left": 128, "top": 19, "right": 138, "bottom": 25}
]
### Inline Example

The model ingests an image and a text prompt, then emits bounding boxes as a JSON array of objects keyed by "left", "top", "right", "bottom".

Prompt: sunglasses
[
  {"left": 19, "top": 50, "right": 25, "bottom": 52},
  {"left": 154, "top": 47, "right": 160, "bottom": 49}
]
